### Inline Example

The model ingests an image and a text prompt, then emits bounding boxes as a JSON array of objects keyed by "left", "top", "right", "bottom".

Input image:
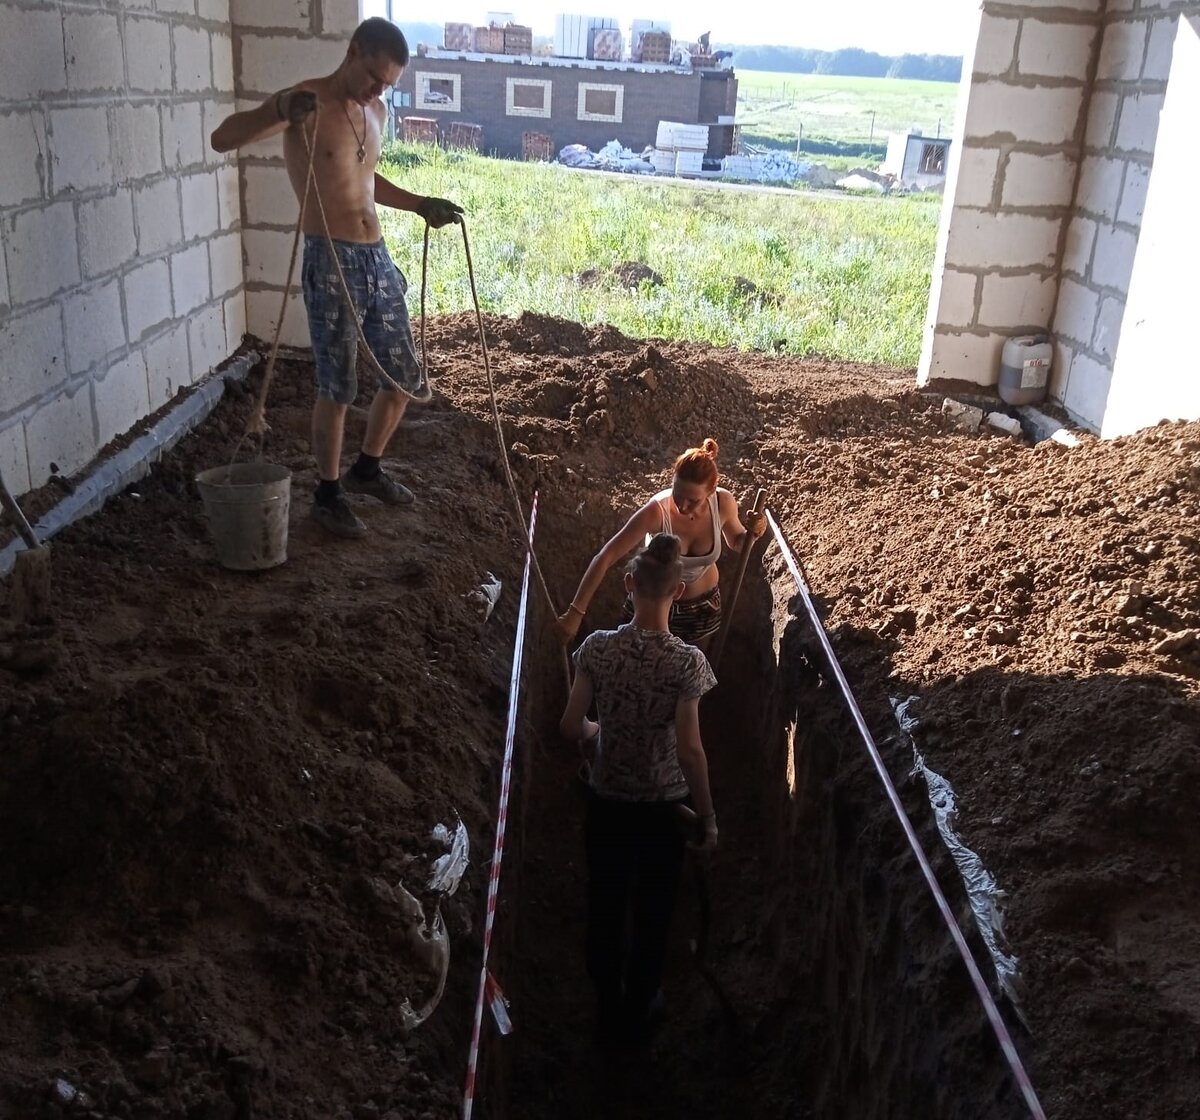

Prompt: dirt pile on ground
[{"left": 0, "top": 311, "right": 1197, "bottom": 1118}]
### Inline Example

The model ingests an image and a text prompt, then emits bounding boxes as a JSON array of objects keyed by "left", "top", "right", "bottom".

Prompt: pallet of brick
[
  {"left": 674, "top": 150, "right": 704, "bottom": 175},
  {"left": 402, "top": 116, "right": 439, "bottom": 144},
  {"left": 650, "top": 148, "right": 676, "bottom": 175},
  {"left": 522, "top": 130, "right": 553, "bottom": 161},
  {"left": 655, "top": 121, "right": 708, "bottom": 151},
  {"left": 446, "top": 122, "right": 483, "bottom": 151},
  {"left": 503, "top": 24, "right": 533, "bottom": 55},
  {"left": 588, "top": 27, "right": 623, "bottom": 61},
  {"left": 443, "top": 22, "right": 473, "bottom": 50},
  {"left": 555, "top": 13, "right": 589, "bottom": 58},
  {"left": 473, "top": 26, "right": 505, "bottom": 52},
  {"left": 640, "top": 30, "right": 672, "bottom": 64}
]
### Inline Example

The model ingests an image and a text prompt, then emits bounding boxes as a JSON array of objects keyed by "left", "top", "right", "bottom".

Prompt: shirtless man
[{"left": 210, "top": 18, "right": 462, "bottom": 538}]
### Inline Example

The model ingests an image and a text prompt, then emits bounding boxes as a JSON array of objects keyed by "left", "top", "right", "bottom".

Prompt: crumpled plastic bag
[{"left": 466, "top": 572, "right": 502, "bottom": 621}]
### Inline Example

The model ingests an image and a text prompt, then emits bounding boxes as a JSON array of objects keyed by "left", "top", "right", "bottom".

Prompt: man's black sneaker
[
  {"left": 311, "top": 495, "right": 367, "bottom": 538},
  {"left": 340, "top": 467, "right": 414, "bottom": 506}
]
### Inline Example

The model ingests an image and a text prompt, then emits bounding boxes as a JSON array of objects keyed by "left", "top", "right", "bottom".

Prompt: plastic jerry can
[{"left": 998, "top": 335, "right": 1052, "bottom": 406}]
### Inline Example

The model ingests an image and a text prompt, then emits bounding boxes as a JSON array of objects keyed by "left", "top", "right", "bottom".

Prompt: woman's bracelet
[{"left": 567, "top": 602, "right": 586, "bottom": 618}]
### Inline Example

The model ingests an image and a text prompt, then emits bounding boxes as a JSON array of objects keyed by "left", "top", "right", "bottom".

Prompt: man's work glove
[
  {"left": 742, "top": 508, "right": 767, "bottom": 540},
  {"left": 274, "top": 88, "right": 317, "bottom": 125},
  {"left": 417, "top": 196, "right": 464, "bottom": 228}
]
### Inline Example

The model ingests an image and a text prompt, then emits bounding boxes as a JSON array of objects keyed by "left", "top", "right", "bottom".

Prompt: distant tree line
[{"left": 716, "top": 44, "right": 962, "bottom": 82}]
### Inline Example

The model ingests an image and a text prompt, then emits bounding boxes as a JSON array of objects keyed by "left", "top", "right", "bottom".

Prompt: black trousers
[{"left": 584, "top": 792, "right": 688, "bottom": 1026}]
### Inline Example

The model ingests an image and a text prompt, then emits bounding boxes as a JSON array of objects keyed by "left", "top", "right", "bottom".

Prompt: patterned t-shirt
[{"left": 574, "top": 624, "right": 717, "bottom": 801}]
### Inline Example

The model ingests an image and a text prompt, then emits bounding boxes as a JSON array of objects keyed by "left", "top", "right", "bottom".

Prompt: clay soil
[{"left": 1, "top": 311, "right": 1198, "bottom": 1119}]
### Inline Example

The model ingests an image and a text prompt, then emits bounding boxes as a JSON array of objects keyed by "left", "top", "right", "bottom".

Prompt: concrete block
[
  {"left": 144, "top": 322, "right": 193, "bottom": 409},
  {"left": 1097, "top": 19, "right": 1149, "bottom": 82},
  {"left": 1092, "top": 294, "right": 1126, "bottom": 360},
  {"left": 126, "top": 16, "right": 173, "bottom": 93},
  {"left": 78, "top": 189, "right": 137, "bottom": 280},
  {"left": 25, "top": 383, "right": 96, "bottom": 486},
  {"left": 1116, "top": 93, "right": 1165, "bottom": 155},
  {"left": 1091, "top": 225, "right": 1138, "bottom": 292},
  {"left": 241, "top": 227, "right": 302, "bottom": 285},
  {"left": 238, "top": 35, "right": 345, "bottom": 98},
  {"left": 174, "top": 26, "right": 213, "bottom": 93},
  {"left": 1143, "top": 14, "right": 1181, "bottom": 81},
  {"left": 5, "top": 202, "right": 81, "bottom": 306},
  {"left": 209, "top": 231, "right": 244, "bottom": 297},
  {"left": 1075, "top": 155, "right": 1125, "bottom": 220},
  {"left": 0, "top": 421, "right": 30, "bottom": 498},
  {"left": 198, "top": 0, "right": 232, "bottom": 22},
  {"left": 1118, "top": 161, "right": 1151, "bottom": 226},
  {"left": 158, "top": 0, "right": 197, "bottom": 17},
  {"left": 188, "top": 302, "right": 228, "bottom": 377},
  {"left": 242, "top": 163, "right": 299, "bottom": 228},
  {"left": 935, "top": 269, "right": 977, "bottom": 329},
  {"left": 951, "top": 146, "right": 1001, "bottom": 209},
  {"left": 94, "top": 351, "right": 151, "bottom": 448},
  {"left": 321, "top": 0, "right": 361, "bottom": 37},
  {"left": 963, "top": 82, "right": 1084, "bottom": 146},
  {"left": 163, "top": 102, "right": 206, "bottom": 170},
  {"left": 216, "top": 164, "right": 241, "bottom": 229},
  {"left": 0, "top": 110, "right": 48, "bottom": 208},
  {"left": 1060, "top": 350, "right": 1112, "bottom": 430},
  {"left": 124, "top": 258, "right": 173, "bottom": 341},
  {"left": 64, "top": 277, "right": 126, "bottom": 376},
  {"left": 65, "top": 11, "right": 125, "bottom": 92},
  {"left": 224, "top": 290, "right": 247, "bottom": 352},
  {"left": 1061, "top": 216, "right": 1097, "bottom": 277},
  {"left": 135, "top": 177, "right": 184, "bottom": 259},
  {"left": 51, "top": 107, "right": 113, "bottom": 193},
  {"left": 1, "top": 303, "right": 67, "bottom": 412},
  {"left": 1054, "top": 277, "right": 1101, "bottom": 345},
  {"left": 1018, "top": 21, "right": 1097, "bottom": 82},
  {"left": 232, "top": 0, "right": 312, "bottom": 31},
  {"left": 245, "top": 286, "right": 309, "bottom": 347},
  {"left": 945, "top": 211, "right": 1061, "bottom": 270},
  {"left": 1049, "top": 339, "right": 1073, "bottom": 399},
  {"left": 1001, "top": 151, "right": 1077, "bottom": 209},
  {"left": 0, "top": 233, "right": 8, "bottom": 309},
  {"left": 972, "top": 15, "right": 1019, "bottom": 75},
  {"left": 925, "top": 331, "right": 1004, "bottom": 386},
  {"left": 0, "top": 7, "right": 67, "bottom": 101},
  {"left": 181, "top": 170, "right": 221, "bottom": 240},
  {"left": 110, "top": 103, "right": 164, "bottom": 183},
  {"left": 1085, "top": 91, "right": 1119, "bottom": 150},
  {"left": 171, "top": 243, "right": 211, "bottom": 316},
  {"left": 979, "top": 274, "right": 1057, "bottom": 329},
  {"left": 212, "top": 32, "right": 235, "bottom": 94}
]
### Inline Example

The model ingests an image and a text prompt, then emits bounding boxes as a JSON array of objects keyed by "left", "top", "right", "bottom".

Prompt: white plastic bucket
[{"left": 195, "top": 463, "right": 291, "bottom": 571}]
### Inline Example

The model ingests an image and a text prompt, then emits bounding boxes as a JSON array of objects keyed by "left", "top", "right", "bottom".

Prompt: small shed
[{"left": 881, "top": 132, "right": 951, "bottom": 190}]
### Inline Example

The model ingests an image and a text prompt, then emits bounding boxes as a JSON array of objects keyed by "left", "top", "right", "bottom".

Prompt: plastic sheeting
[
  {"left": 892, "top": 696, "right": 1027, "bottom": 1024},
  {"left": 558, "top": 141, "right": 655, "bottom": 174},
  {"left": 0, "top": 352, "right": 261, "bottom": 579}
]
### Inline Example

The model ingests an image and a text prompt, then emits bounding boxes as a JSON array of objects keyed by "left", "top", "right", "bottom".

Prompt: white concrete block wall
[
  {"left": 0, "top": 0, "right": 245, "bottom": 499},
  {"left": 920, "top": 1, "right": 1104, "bottom": 389},
  {"left": 231, "top": 0, "right": 359, "bottom": 346},
  {"left": 1052, "top": 0, "right": 1194, "bottom": 429}
]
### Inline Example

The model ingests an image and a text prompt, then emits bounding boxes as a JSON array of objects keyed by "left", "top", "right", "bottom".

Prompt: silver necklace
[{"left": 342, "top": 101, "right": 366, "bottom": 162}]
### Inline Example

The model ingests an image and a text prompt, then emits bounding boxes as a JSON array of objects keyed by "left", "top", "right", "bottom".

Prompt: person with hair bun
[
  {"left": 556, "top": 437, "right": 766, "bottom": 652},
  {"left": 560, "top": 532, "right": 718, "bottom": 1052}
]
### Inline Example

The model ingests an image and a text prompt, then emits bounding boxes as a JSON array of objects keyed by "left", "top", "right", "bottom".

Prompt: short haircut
[
  {"left": 351, "top": 17, "right": 409, "bottom": 66},
  {"left": 627, "top": 533, "right": 684, "bottom": 600}
]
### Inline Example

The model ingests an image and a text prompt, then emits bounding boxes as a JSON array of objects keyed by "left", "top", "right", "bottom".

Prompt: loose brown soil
[{"left": 1, "top": 311, "right": 1197, "bottom": 1119}]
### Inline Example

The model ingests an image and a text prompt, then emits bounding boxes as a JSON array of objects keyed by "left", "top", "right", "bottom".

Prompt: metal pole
[{"left": 869, "top": 110, "right": 875, "bottom": 148}]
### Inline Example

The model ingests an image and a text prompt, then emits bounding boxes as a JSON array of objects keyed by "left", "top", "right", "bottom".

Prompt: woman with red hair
[{"left": 556, "top": 438, "right": 765, "bottom": 652}]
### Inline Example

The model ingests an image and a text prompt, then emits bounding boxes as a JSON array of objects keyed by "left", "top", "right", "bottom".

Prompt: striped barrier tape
[
  {"left": 765, "top": 508, "right": 1047, "bottom": 1120},
  {"left": 462, "top": 492, "right": 539, "bottom": 1119}
]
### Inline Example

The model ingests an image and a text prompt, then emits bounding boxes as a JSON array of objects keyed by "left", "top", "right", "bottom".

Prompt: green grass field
[
  {"left": 377, "top": 142, "right": 940, "bottom": 367},
  {"left": 735, "top": 71, "right": 960, "bottom": 160}
]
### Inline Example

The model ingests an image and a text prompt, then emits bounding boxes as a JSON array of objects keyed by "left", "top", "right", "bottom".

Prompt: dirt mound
[{"left": 574, "top": 261, "right": 664, "bottom": 291}]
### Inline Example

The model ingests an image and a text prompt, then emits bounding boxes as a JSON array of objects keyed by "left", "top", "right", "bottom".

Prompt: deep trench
[{"left": 471, "top": 492, "right": 1031, "bottom": 1119}]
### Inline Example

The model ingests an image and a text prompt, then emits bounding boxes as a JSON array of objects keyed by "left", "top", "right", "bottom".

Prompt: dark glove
[
  {"left": 417, "top": 196, "right": 464, "bottom": 228},
  {"left": 275, "top": 88, "right": 317, "bottom": 125}
]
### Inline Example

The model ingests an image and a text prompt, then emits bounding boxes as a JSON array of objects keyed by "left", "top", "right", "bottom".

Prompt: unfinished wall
[
  {"left": 1052, "top": 0, "right": 1194, "bottom": 430},
  {"left": 231, "top": 0, "right": 358, "bottom": 347},
  {"left": 919, "top": 0, "right": 1103, "bottom": 389},
  {"left": 1100, "top": 11, "right": 1200, "bottom": 437},
  {"left": 0, "top": 0, "right": 244, "bottom": 498}
]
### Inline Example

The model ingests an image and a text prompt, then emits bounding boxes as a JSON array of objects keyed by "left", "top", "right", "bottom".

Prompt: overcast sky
[{"left": 372, "top": 2, "right": 979, "bottom": 57}]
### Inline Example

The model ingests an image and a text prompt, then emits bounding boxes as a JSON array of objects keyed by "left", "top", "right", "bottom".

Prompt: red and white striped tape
[
  {"left": 765, "top": 509, "right": 1046, "bottom": 1120},
  {"left": 462, "top": 493, "right": 539, "bottom": 1119}
]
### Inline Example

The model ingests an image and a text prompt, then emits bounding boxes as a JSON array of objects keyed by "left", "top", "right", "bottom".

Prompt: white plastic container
[{"left": 998, "top": 334, "right": 1052, "bottom": 406}]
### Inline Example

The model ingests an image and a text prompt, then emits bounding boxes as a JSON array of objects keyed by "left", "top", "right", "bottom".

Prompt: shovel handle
[
  {"left": 711, "top": 488, "right": 766, "bottom": 671},
  {"left": 0, "top": 473, "right": 41, "bottom": 551}
]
